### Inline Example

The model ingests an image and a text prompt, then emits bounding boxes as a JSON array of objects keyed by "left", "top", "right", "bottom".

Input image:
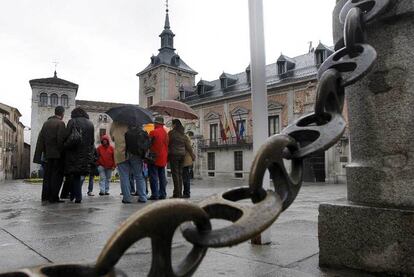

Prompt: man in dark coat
[
  {"left": 64, "top": 107, "right": 95, "bottom": 203},
  {"left": 33, "top": 106, "right": 66, "bottom": 203}
]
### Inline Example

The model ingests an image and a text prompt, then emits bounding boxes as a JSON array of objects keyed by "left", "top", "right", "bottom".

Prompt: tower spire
[{"left": 159, "top": 0, "right": 175, "bottom": 50}]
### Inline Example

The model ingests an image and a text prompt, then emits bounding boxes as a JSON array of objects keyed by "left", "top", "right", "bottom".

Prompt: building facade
[
  {"left": 0, "top": 103, "right": 28, "bottom": 181},
  {"left": 29, "top": 72, "right": 132, "bottom": 176},
  {"left": 137, "top": 9, "right": 349, "bottom": 183}
]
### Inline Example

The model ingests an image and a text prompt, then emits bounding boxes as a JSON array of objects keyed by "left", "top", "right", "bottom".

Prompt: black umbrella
[{"left": 106, "top": 105, "right": 153, "bottom": 126}]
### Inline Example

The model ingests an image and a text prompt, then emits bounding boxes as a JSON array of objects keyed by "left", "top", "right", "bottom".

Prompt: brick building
[{"left": 137, "top": 8, "right": 349, "bottom": 183}]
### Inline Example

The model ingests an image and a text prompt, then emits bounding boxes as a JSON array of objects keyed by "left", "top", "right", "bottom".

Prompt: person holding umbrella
[
  {"left": 148, "top": 116, "right": 169, "bottom": 200},
  {"left": 107, "top": 105, "right": 153, "bottom": 204}
]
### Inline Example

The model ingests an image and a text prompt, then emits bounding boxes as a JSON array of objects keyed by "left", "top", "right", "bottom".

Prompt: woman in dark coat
[
  {"left": 64, "top": 107, "right": 95, "bottom": 203},
  {"left": 168, "top": 119, "right": 187, "bottom": 198}
]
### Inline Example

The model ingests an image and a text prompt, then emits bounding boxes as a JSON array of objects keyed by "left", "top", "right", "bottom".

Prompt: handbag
[{"left": 64, "top": 120, "right": 82, "bottom": 149}]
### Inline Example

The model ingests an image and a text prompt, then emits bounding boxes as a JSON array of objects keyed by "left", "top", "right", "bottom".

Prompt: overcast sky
[{"left": 0, "top": 0, "right": 335, "bottom": 127}]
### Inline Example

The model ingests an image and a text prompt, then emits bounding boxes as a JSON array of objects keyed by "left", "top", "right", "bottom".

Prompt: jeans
[
  {"left": 182, "top": 166, "right": 191, "bottom": 196},
  {"left": 129, "top": 174, "right": 135, "bottom": 193},
  {"left": 71, "top": 174, "right": 82, "bottom": 202},
  {"left": 129, "top": 156, "right": 147, "bottom": 202},
  {"left": 80, "top": 173, "right": 94, "bottom": 193},
  {"left": 148, "top": 164, "right": 167, "bottom": 199},
  {"left": 98, "top": 166, "right": 112, "bottom": 193},
  {"left": 43, "top": 158, "right": 64, "bottom": 202},
  {"left": 170, "top": 156, "right": 184, "bottom": 198},
  {"left": 117, "top": 161, "right": 132, "bottom": 203}
]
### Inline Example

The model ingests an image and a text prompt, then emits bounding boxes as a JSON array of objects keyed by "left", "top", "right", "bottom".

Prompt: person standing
[
  {"left": 33, "top": 106, "right": 66, "bottom": 203},
  {"left": 96, "top": 135, "right": 115, "bottom": 196},
  {"left": 64, "top": 108, "right": 95, "bottom": 204},
  {"left": 168, "top": 119, "right": 187, "bottom": 198},
  {"left": 148, "top": 117, "right": 169, "bottom": 200},
  {"left": 110, "top": 121, "right": 132, "bottom": 203},
  {"left": 182, "top": 133, "right": 195, "bottom": 198}
]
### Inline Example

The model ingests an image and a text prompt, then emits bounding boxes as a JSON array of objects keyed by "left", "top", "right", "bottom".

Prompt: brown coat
[
  {"left": 110, "top": 121, "right": 128, "bottom": 165},
  {"left": 183, "top": 135, "right": 195, "bottom": 167}
]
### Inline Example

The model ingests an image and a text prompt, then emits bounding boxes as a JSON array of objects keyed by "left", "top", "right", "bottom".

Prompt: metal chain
[{"left": 1, "top": 0, "right": 390, "bottom": 276}]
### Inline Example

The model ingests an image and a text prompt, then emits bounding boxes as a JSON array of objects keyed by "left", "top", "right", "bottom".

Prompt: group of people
[{"left": 34, "top": 106, "right": 196, "bottom": 204}]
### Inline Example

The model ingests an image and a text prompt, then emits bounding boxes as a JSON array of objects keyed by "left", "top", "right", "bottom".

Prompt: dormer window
[
  {"left": 197, "top": 84, "right": 205, "bottom": 95},
  {"left": 171, "top": 55, "right": 180, "bottom": 66},
  {"left": 277, "top": 54, "right": 296, "bottom": 78},
  {"left": 314, "top": 42, "right": 333, "bottom": 67},
  {"left": 315, "top": 50, "right": 326, "bottom": 65},
  {"left": 220, "top": 78, "right": 227, "bottom": 89},
  {"left": 150, "top": 56, "right": 160, "bottom": 65},
  {"left": 220, "top": 73, "right": 238, "bottom": 90},
  {"left": 277, "top": 62, "right": 286, "bottom": 75}
]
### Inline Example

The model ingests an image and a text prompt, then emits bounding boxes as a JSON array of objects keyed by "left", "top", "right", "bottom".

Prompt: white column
[{"left": 248, "top": 0, "right": 271, "bottom": 244}]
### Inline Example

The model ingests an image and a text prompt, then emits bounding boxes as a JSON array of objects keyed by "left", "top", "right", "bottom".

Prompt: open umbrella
[
  {"left": 149, "top": 100, "right": 198, "bottom": 120},
  {"left": 106, "top": 105, "right": 153, "bottom": 126}
]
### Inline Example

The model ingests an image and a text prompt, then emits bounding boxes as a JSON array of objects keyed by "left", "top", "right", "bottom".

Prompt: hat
[{"left": 154, "top": 116, "right": 164, "bottom": 125}]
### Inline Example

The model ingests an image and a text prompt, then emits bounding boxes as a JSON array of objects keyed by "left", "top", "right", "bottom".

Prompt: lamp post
[{"left": 248, "top": 0, "right": 270, "bottom": 244}]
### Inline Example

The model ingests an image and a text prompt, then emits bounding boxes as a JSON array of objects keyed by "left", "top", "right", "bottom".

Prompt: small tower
[
  {"left": 137, "top": 1, "right": 197, "bottom": 108},
  {"left": 29, "top": 71, "right": 78, "bottom": 175}
]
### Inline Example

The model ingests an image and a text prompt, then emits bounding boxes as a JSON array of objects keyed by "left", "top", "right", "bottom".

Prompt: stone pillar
[{"left": 318, "top": 0, "right": 414, "bottom": 275}]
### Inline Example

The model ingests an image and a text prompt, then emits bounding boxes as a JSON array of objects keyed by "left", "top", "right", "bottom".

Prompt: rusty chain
[{"left": 1, "top": 0, "right": 390, "bottom": 276}]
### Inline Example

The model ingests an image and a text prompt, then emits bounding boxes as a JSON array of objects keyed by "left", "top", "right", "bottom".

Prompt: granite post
[{"left": 318, "top": 0, "right": 414, "bottom": 275}]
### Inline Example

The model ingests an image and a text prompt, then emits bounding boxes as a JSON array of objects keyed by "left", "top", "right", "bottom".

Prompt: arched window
[
  {"left": 39, "top": 93, "right": 48, "bottom": 106},
  {"left": 61, "top": 94, "right": 68, "bottom": 107},
  {"left": 50, "top": 93, "right": 58, "bottom": 107}
]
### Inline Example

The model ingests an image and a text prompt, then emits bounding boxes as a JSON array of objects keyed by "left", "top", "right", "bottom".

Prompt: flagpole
[{"left": 248, "top": 0, "right": 271, "bottom": 245}]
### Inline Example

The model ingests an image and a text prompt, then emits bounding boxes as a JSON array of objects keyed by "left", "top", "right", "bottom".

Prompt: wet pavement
[{"left": 0, "top": 179, "right": 374, "bottom": 276}]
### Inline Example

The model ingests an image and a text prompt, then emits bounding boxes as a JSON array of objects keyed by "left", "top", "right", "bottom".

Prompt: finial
[
  {"left": 52, "top": 61, "right": 59, "bottom": 78},
  {"left": 166, "top": 0, "right": 169, "bottom": 13}
]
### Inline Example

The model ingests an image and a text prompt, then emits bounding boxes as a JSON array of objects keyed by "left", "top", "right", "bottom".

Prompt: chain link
[{"left": 0, "top": 0, "right": 390, "bottom": 276}]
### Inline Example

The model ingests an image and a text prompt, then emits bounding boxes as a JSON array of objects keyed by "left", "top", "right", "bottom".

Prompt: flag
[
  {"left": 239, "top": 114, "right": 245, "bottom": 139},
  {"left": 224, "top": 114, "right": 231, "bottom": 139},
  {"left": 231, "top": 113, "right": 239, "bottom": 141},
  {"left": 219, "top": 116, "right": 227, "bottom": 141}
]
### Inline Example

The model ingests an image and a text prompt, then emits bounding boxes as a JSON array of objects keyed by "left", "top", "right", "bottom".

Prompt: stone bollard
[{"left": 318, "top": 0, "right": 414, "bottom": 275}]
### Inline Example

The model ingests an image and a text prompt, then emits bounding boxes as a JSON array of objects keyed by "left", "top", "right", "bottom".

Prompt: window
[
  {"left": 316, "top": 51, "right": 325, "bottom": 65},
  {"left": 99, "top": 128, "right": 106, "bottom": 138},
  {"left": 147, "top": 96, "right": 153, "bottom": 107},
  {"left": 278, "top": 62, "right": 286, "bottom": 75},
  {"left": 207, "top": 152, "right": 215, "bottom": 176},
  {"left": 39, "top": 93, "right": 48, "bottom": 106},
  {"left": 234, "top": 151, "right": 243, "bottom": 171},
  {"left": 61, "top": 94, "right": 68, "bottom": 107},
  {"left": 268, "top": 115, "right": 280, "bottom": 136},
  {"left": 220, "top": 78, "right": 227, "bottom": 89},
  {"left": 103, "top": 115, "right": 108, "bottom": 122},
  {"left": 50, "top": 93, "right": 58, "bottom": 107},
  {"left": 210, "top": 124, "right": 218, "bottom": 142}
]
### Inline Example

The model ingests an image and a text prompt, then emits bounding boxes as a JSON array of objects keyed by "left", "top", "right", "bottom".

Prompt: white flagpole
[{"left": 248, "top": 0, "right": 271, "bottom": 244}]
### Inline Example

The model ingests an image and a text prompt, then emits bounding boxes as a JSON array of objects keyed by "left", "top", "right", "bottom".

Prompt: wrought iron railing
[{"left": 200, "top": 136, "right": 253, "bottom": 149}]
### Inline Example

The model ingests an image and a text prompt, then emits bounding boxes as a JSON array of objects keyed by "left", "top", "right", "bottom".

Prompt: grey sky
[{"left": 0, "top": 0, "right": 335, "bottom": 127}]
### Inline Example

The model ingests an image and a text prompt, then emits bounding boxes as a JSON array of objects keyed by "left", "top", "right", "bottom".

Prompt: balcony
[{"left": 200, "top": 136, "right": 253, "bottom": 150}]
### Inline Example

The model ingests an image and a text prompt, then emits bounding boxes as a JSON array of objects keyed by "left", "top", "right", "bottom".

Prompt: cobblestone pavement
[{"left": 0, "top": 179, "right": 374, "bottom": 276}]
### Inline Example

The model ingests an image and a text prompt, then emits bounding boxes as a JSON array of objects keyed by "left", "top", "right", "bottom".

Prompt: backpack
[{"left": 124, "top": 127, "right": 151, "bottom": 157}]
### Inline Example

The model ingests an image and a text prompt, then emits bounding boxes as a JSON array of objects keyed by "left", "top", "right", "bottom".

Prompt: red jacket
[
  {"left": 149, "top": 124, "right": 169, "bottom": 167},
  {"left": 97, "top": 135, "right": 115, "bottom": 169}
]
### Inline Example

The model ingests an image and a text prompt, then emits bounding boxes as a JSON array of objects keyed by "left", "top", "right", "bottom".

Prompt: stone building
[
  {"left": 29, "top": 72, "right": 131, "bottom": 176},
  {"left": 137, "top": 9, "right": 349, "bottom": 183},
  {"left": 0, "top": 102, "right": 27, "bottom": 181}
]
